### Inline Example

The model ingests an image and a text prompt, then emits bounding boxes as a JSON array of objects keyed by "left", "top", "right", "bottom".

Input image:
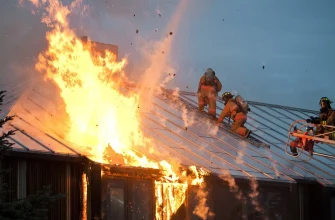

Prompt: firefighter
[
  {"left": 307, "top": 97, "right": 335, "bottom": 139},
  {"left": 289, "top": 127, "right": 314, "bottom": 156},
  {"left": 290, "top": 97, "right": 335, "bottom": 156},
  {"left": 216, "top": 92, "right": 251, "bottom": 138},
  {"left": 197, "top": 68, "right": 222, "bottom": 119}
]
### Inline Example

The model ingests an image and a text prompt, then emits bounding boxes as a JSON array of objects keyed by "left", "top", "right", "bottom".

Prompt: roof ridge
[{"left": 173, "top": 89, "right": 318, "bottom": 114}]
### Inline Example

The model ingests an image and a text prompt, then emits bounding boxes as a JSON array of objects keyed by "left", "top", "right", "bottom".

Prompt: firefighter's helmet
[
  {"left": 222, "top": 92, "right": 233, "bottom": 102},
  {"left": 319, "top": 97, "right": 332, "bottom": 108}
]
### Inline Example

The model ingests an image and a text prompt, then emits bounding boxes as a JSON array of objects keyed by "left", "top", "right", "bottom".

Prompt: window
[
  {"left": 103, "top": 179, "right": 126, "bottom": 220},
  {"left": 102, "top": 178, "right": 154, "bottom": 220}
]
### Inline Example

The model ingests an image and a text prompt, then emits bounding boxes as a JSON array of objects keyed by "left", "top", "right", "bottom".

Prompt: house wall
[
  {"left": 186, "top": 177, "right": 299, "bottom": 220},
  {"left": 2, "top": 155, "right": 84, "bottom": 220},
  {"left": 97, "top": 171, "right": 335, "bottom": 220},
  {"left": 3, "top": 155, "right": 334, "bottom": 220},
  {"left": 298, "top": 182, "right": 335, "bottom": 220},
  {"left": 183, "top": 177, "right": 335, "bottom": 220}
]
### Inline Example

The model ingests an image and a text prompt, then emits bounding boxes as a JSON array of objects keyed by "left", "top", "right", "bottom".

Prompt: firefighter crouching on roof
[
  {"left": 290, "top": 97, "right": 335, "bottom": 156},
  {"left": 197, "top": 68, "right": 222, "bottom": 118},
  {"left": 217, "top": 92, "right": 251, "bottom": 138}
]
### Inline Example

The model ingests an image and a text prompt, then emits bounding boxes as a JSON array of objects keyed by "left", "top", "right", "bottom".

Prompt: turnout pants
[
  {"left": 231, "top": 118, "right": 248, "bottom": 136},
  {"left": 198, "top": 85, "right": 217, "bottom": 117}
]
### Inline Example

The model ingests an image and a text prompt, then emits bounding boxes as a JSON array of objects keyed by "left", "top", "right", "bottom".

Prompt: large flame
[
  {"left": 26, "top": 0, "right": 213, "bottom": 219},
  {"left": 32, "top": 0, "right": 156, "bottom": 167}
]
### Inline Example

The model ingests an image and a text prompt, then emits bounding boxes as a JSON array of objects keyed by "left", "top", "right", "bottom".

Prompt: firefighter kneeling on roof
[
  {"left": 216, "top": 92, "right": 251, "bottom": 138},
  {"left": 197, "top": 68, "right": 222, "bottom": 119}
]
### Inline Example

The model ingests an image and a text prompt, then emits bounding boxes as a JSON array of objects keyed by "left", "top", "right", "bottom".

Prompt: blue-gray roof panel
[{"left": 2, "top": 82, "right": 335, "bottom": 185}]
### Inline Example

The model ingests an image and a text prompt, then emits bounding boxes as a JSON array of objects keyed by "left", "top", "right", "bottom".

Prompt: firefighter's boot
[
  {"left": 244, "top": 129, "right": 252, "bottom": 138},
  {"left": 290, "top": 147, "right": 298, "bottom": 156}
]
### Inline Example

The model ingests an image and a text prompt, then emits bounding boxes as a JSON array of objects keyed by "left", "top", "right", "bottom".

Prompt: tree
[
  {"left": 0, "top": 90, "right": 65, "bottom": 220},
  {"left": 0, "top": 91, "right": 15, "bottom": 152}
]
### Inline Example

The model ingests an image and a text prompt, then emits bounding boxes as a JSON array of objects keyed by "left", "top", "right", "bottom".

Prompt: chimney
[{"left": 81, "top": 36, "right": 88, "bottom": 44}]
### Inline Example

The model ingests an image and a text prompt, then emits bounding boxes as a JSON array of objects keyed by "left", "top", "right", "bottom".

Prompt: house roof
[
  {"left": 2, "top": 81, "right": 335, "bottom": 186},
  {"left": 164, "top": 90, "right": 335, "bottom": 186},
  {"left": 2, "top": 81, "right": 82, "bottom": 157}
]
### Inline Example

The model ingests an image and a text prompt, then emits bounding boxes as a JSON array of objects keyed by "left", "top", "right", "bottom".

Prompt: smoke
[
  {"left": 204, "top": 118, "right": 219, "bottom": 136},
  {"left": 171, "top": 87, "right": 180, "bottom": 98},
  {"left": 160, "top": 87, "right": 197, "bottom": 129},
  {"left": 80, "top": 0, "right": 174, "bottom": 19},
  {"left": 219, "top": 173, "right": 268, "bottom": 218},
  {"left": 192, "top": 183, "right": 215, "bottom": 220},
  {"left": 0, "top": 1, "right": 47, "bottom": 110},
  {"left": 181, "top": 105, "right": 196, "bottom": 129},
  {"left": 65, "top": 0, "right": 185, "bottom": 90},
  {"left": 158, "top": 115, "right": 168, "bottom": 128},
  {"left": 188, "top": 166, "right": 214, "bottom": 220},
  {"left": 136, "top": 0, "right": 189, "bottom": 110},
  {"left": 265, "top": 151, "right": 281, "bottom": 178},
  {"left": 248, "top": 177, "right": 267, "bottom": 218},
  {"left": 219, "top": 173, "right": 243, "bottom": 201},
  {"left": 248, "top": 177, "right": 269, "bottom": 220},
  {"left": 159, "top": 71, "right": 177, "bottom": 88},
  {"left": 236, "top": 151, "right": 244, "bottom": 165},
  {"left": 233, "top": 140, "right": 247, "bottom": 165}
]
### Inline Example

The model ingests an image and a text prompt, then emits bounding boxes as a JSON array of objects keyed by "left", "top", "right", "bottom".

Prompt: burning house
[
  {"left": 1, "top": 2, "right": 334, "bottom": 219},
  {"left": 2, "top": 78, "right": 335, "bottom": 219},
  {"left": 2, "top": 33, "right": 335, "bottom": 218}
]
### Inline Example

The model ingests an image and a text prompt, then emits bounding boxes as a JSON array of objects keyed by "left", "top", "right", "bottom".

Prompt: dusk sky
[{"left": 1, "top": 0, "right": 334, "bottom": 110}]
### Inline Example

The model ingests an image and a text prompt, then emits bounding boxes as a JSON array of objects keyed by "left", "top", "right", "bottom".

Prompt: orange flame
[
  {"left": 27, "top": 0, "right": 213, "bottom": 218},
  {"left": 155, "top": 181, "right": 188, "bottom": 220},
  {"left": 31, "top": 0, "right": 156, "bottom": 167},
  {"left": 82, "top": 172, "right": 87, "bottom": 220},
  {"left": 189, "top": 166, "right": 209, "bottom": 186}
]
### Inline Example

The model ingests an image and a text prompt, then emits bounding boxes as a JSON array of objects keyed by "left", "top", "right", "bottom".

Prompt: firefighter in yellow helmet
[
  {"left": 217, "top": 92, "right": 251, "bottom": 138},
  {"left": 197, "top": 68, "right": 222, "bottom": 119}
]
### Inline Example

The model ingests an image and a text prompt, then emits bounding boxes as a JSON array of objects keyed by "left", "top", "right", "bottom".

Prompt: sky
[{"left": 0, "top": 0, "right": 334, "bottom": 111}]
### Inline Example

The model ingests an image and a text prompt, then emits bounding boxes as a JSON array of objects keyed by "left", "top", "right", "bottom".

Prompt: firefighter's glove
[
  {"left": 306, "top": 126, "right": 314, "bottom": 132},
  {"left": 306, "top": 116, "right": 319, "bottom": 124},
  {"left": 293, "top": 126, "right": 298, "bottom": 132}
]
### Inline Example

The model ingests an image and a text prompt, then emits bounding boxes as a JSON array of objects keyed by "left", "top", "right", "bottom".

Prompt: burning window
[{"left": 101, "top": 178, "right": 154, "bottom": 220}]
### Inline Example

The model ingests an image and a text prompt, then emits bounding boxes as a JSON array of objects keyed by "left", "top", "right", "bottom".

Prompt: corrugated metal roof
[
  {"left": 2, "top": 81, "right": 81, "bottom": 157},
  {"left": 2, "top": 82, "right": 335, "bottom": 186},
  {"left": 0, "top": 77, "right": 33, "bottom": 119},
  {"left": 168, "top": 90, "right": 335, "bottom": 186}
]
